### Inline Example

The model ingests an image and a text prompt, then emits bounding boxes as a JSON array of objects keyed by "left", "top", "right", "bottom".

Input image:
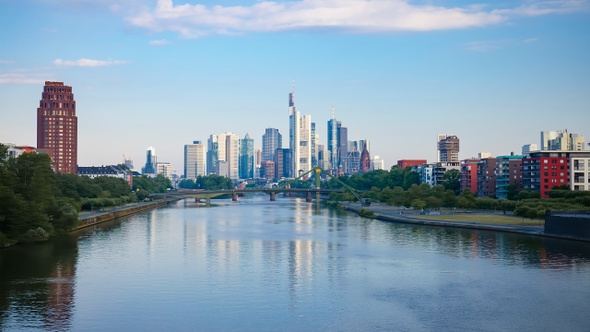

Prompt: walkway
[{"left": 341, "top": 202, "right": 546, "bottom": 237}]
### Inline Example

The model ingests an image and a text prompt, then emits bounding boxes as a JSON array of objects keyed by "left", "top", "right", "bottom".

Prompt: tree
[
  {"left": 442, "top": 169, "right": 461, "bottom": 195},
  {"left": 457, "top": 189, "right": 477, "bottom": 208}
]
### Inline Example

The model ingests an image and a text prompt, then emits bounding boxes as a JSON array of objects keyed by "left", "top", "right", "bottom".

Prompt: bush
[
  {"left": 358, "top": 208, "right": 374, "bottom": 218},
  {"left": 20, "top": 227, "right": 50, "bottom": 243}
]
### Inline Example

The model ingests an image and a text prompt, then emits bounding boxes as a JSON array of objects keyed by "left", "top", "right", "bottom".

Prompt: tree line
[
  {"left": 322, "top": 166, "right": 590, "bottom": 219},
  {"left": 0, "top": 145, "right": 174, "bottom": 246}
]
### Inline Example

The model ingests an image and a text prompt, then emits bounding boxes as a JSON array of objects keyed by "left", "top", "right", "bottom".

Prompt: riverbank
[
  {"left": 75, "top": 198, "right": 181, "bottom": 231},
  {"left": 340, "top": 202, "right": 553, "bottom": 238}
]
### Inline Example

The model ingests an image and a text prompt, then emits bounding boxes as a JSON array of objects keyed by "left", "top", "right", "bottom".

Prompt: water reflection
[
  {"left": 377, "top": 220, "right": 590, "bottom": 270},
  {"left": 0, "top": 236, "right": 78, "bottom": 331}
]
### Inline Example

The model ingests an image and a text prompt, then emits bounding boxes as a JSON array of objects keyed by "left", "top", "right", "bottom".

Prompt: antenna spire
[{"left": 331, "top": 104, "right": 335, "bottom": 119}]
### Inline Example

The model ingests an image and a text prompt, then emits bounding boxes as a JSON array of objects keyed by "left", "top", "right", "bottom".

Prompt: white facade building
[
  {"left": 157, "top": 162, "right": 173, "bottom": 179},
  {"left": 184, "top": 141, "right": 205, "bottom": 180}
]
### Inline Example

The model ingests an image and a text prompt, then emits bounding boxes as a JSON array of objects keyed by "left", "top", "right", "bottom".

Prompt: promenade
[{"left": 341, "top": 202, "right": 546, "bottom": 237}]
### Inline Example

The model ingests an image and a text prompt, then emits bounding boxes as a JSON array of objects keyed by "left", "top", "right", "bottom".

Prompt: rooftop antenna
[{"left": 332, "top": 104, "right": 335, "bottom": 119}]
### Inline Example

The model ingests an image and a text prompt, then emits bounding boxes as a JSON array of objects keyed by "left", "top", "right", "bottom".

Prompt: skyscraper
[
  {"left": 327, "top": 107, "right": 338, "bottom": 172},
  {"left": 36, "top": 81, "right": 78, "bottom": 173},
  {"left": 142, "top": 146, "right": 157, "bottom": 175},
  {"left": 288, "top": 85, "right": 300, "bottom": 178},
  {"left": 239, "top": 134, "right": 254, "bottom": 179},
  {"left": 299, "top": 114, "right": 312, "bottom": 176},
  {"left": 207, "top": 135, "right": 218, "bottom": 175},
  {"left": 215, "top": 132, "right": 239, "bottom": 180},
  {"left": 262, "top": 128, "right": 282, "bottom": 162},
  {"left": 184, "top": 140, "right": 205, "bottom": 179}
]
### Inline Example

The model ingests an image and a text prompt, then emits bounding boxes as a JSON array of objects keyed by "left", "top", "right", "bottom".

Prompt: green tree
[
  {"left": 457, "top": 189, "right": 477, "bottom": 208},
  {"left": 442, "top": 169, "right": 461, "bottom": 195}
]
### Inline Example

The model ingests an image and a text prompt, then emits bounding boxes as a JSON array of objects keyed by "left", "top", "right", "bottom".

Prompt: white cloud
[
  {"left": 124, "top": 0, "right": 587, "bottom": 38},
  {"left": 0, "top": 73, "right": 46, "bottom": 85},
  {"left": 54, "top": 58, "right": 126, "bottom": 67},
  {"left": 149, "top": 39, "right": 169, "bottom": 46}
]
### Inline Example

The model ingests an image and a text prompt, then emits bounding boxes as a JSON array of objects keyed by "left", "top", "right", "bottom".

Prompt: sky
[{"left": 1, "top": 0, "right": 589, "bottom": 174}]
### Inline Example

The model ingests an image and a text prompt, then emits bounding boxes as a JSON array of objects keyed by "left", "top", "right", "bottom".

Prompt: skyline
[{"left": 1, "top": 0, "right": 589, "bottom": 174}]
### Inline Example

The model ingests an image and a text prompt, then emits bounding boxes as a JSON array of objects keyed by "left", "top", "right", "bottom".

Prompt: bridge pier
[
  {"left": 232, "top": 193, "right": 238, "bottom": 201},
  {"left": 206, "top": 196, "right": 211, "bottom": 206},
  {"left": 306, "top": 192, "right": 312, "bottom": 202},
  {"left": 195, "top": 197, "right": 201, "bottom": 203},
  {"left": 270, "top": 192, "right": 276, "bottom": 201}
]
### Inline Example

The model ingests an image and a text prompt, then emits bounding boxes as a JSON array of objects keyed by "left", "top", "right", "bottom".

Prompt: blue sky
[{"left": 1, "top": 0, "right": 589, "bottom": 173}]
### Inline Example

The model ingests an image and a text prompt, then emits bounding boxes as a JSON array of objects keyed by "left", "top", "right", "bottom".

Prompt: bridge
[
  {"left": 154, "top": 187, "right": 342, "bottom": 206},
  {"left": 151, "top": 167, "right": 367, "bottom": 206}
]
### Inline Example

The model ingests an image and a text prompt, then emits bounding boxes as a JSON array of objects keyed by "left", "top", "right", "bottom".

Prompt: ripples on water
[{"left": 2, "top": 198, "right": 590, "bottom": 331}]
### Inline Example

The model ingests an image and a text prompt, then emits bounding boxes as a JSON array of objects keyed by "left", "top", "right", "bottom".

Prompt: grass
[{"left": 410, "top": 213, "right": 544, "bottom": 226}]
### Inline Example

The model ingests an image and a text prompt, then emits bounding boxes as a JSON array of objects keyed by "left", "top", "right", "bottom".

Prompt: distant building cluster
[
  {"left": 3, "top": 81, "right": 590, "bottom": 198},
  {"left": 398, "top": 130, "right": 590, "bottom": 198}
]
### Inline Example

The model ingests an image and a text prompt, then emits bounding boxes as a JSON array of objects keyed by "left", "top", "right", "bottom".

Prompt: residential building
[
  {"left": 495, "top": 154, "right": 524, "bottom": 199},
  {"left": 523, "top": 150, "right": 590, "bottom": 197},
  {"left": 477, "top": 158, "right": 497, "bottom": 197},
  {"left": 433, "top": 162, "right": 461, "bottom": 186},
  {"left": 460, "top": 158, "right": 480, "bottom": 194},
  {"left": 541, "top": 130, "right": 585, "bottom": 151},
  {"left": 36, "top": 81, "right": 78, "bottom": 173},
  {"left": 437, "top": 134, "right": 460, "bottom": 162},
  {"left": 2, "top": 143, "right": 35, "bottom": 159},
  {"left": 184, "top": 141, "right": 205, "bottom": 180}
]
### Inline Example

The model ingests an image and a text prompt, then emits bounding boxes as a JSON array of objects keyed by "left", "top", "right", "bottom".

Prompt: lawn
[{"left": 410, "top": 213, "right": 544, "bottom": 226}]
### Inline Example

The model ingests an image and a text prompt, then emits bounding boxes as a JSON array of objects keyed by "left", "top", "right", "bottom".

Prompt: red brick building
[
  {"left": 397, "top": 159, "right": 427, "bottom": 169},
  {"left": 37, "top": 81, "right": 77, "bottom": 174}
]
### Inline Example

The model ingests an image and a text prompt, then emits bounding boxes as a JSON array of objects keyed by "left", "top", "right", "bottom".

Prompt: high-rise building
[
  {"left": 541, "top": 130, "right": 585, "bottom": 151},
  {"left": 311, "top": 122, "right": 317, "bottom": 168},
  {"left": 142, "top": 146, "right": 157, "bottom": 175},
  {"left": 207, "top": 135, "right": 218, "bottom": 175},
  {"left": 299, "top": 114, "right": 312, "bottom": 176},
  {"left": 184, "top": 140, "right": 205, "bottom": 180},
  {"left": 437, "top": 134, "right": 460, "bottom": 162},
  {"left": 215, "top": 132, "right": 239, "bottom": 180},
  {"left": 274, "top": 148, "right": 291, "bottom": 179},
  {"left": 371, "top": 155, "right": 385, "bottom": 171},
  {"left": 289, "top": 85, "right": 300, "bottom": 178},
  {"left": 327, "top": 110, "right": 338, "bottom": 172},
  {"left": 262, "top": 128, "right": 282, "bottom": 162},
  {"left": 239, "top": 134, "right": 254, "bottom": 179},
  {"left": 36, "top": 81, "right": 78, "bottom": 173}
]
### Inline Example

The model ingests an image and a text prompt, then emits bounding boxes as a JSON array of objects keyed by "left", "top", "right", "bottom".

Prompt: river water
[{"left": 2, "top": 197, "right": 590, "bottom": 331}]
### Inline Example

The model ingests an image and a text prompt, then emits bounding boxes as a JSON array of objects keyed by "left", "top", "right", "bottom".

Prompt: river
[{"left": 2, "top": 197, "right": 590, "bottom": 331}]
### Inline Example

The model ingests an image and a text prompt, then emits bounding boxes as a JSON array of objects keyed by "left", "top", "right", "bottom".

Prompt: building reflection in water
[{"left": 0, "top": 235, "right": 78, "bottom": 331}]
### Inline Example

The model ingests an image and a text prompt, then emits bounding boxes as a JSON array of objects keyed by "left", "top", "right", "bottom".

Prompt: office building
[
  {"left": 288, "top": 85, "right": 300, "bottom": 178},
  {"left": 36, "top": 81, "right": 78, "bottom": 173},
  {"left": 207, "top": 135, "right": 219, "bottom": 175},
  {"left": 157, "top": 162, "right": 173, "bottom": 179},
  {"left": 397, "top": 159, "right": 427, "bottom": 169},
  {"left": 239, "top": 134, "right": 254, "bottom": 179},
  {"left": 299, "top": 114, "right": 312, "bottom": 176},
  {"left": 184, "top": 141, "right": 205, "bottom": 180},
  {"left": 371, "top": 155, "right": 385, "bottom": 171},
  {"left": 262, "top": 128, "right": 282, "bottom": 163}
]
